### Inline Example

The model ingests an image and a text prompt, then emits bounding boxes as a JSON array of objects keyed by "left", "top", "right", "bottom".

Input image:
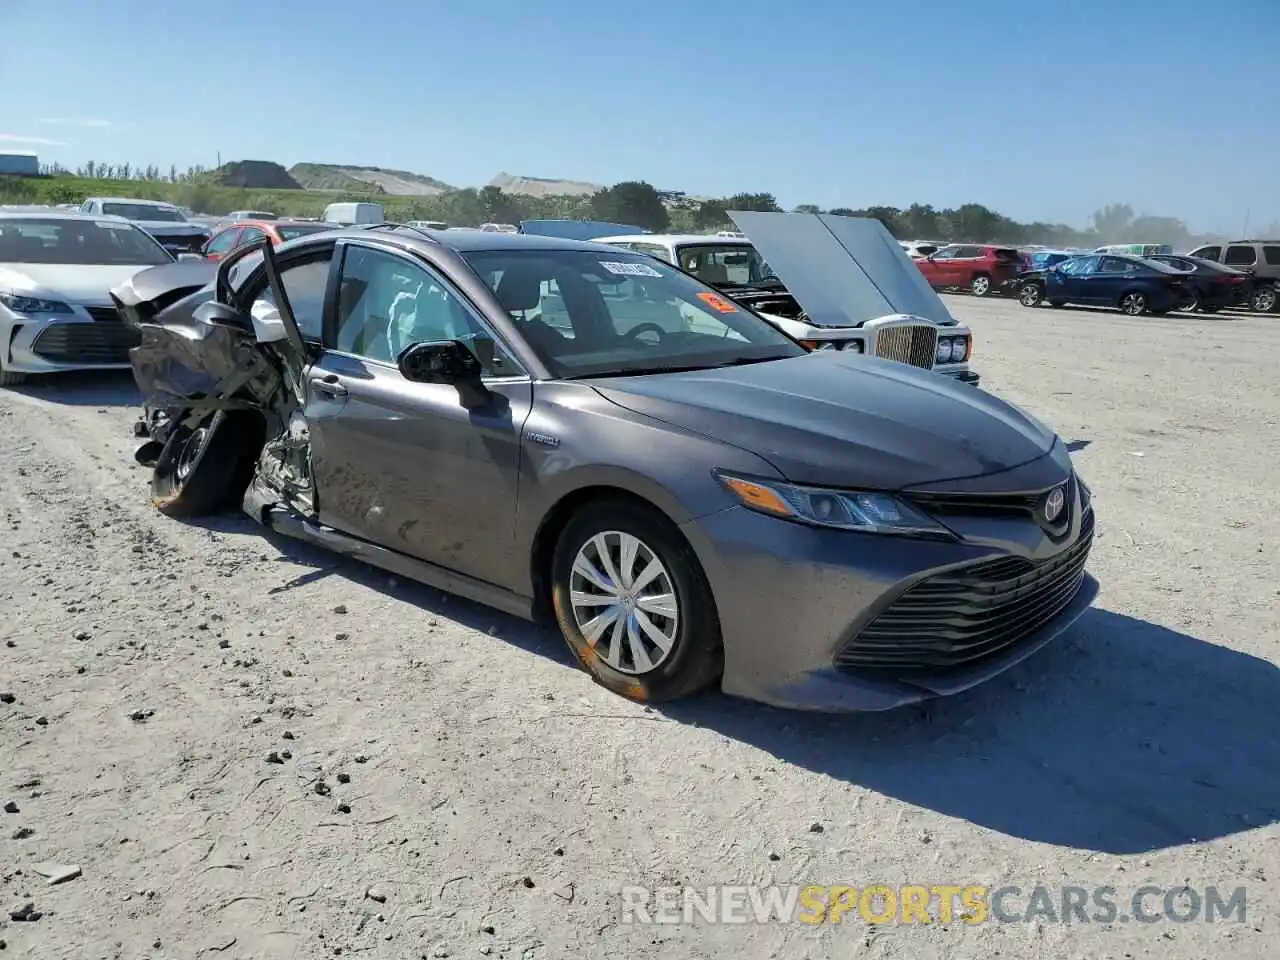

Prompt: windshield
[
  {"left": 101, "top": 202, "right": 187, "bottom": 222},
  {"left": 276, "top": 223, "right": 336, "bottom": 241},
  {"left": 0, "top": 217, "right": 172, "bottom": 266},
  {"left": 462, "top": 249, "right": 805, "bottom": 379},
  {"left": 675, "top": 243, "right": 776, "bottom": 287}
]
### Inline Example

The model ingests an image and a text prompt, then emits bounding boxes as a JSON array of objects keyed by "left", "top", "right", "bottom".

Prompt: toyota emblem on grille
[{"left": 1043, "top": 485, "right": 1067, "bottom": 523}]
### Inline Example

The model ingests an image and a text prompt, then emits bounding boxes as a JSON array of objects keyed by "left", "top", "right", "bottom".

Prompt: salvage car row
[{"left": 3, "top": 206, "right": 1097, "bottom": 713}]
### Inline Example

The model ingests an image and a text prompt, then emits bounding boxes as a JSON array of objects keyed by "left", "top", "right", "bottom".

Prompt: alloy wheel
[
  {"left": 971, "top": 276, "right": 991, "bottom": 296},
  {"left": 1253, "top": 286, "right": 1277, "bottom": 312},
  {"left": 1121, "top": 293, "right": 1147, "bottom": 316},
  {"left": 569, "top": 531, "right": 679, "bottom": 675},
  {"left": 1018, "top": 284, "right": 1042, "bottom": 307}
]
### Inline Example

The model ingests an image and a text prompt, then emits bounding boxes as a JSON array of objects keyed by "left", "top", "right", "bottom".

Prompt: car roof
[
  {"left": 86, "top": 196, "right": 178, "bottom": 207},
  {"left": 595, "top": 233, "right": 754, "bottom": 246},
  {"left": 301, "top": 225, "right": 641, "bottom": 256},
  {"left": 0, "top": 209, "right": 134, "bottom": 226}
]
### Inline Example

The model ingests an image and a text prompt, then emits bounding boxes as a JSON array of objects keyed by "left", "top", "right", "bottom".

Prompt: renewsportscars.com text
[{"left": 620, "top": 883, "right": 1248, "bottom": 925}]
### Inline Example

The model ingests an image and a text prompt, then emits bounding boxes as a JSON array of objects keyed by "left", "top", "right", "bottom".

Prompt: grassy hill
[
  {"left": 211, "top": 160, "right": 302, "bottom": 190},
  {"left": 289, "top": 163, "right": 452, "bottom": 196}
]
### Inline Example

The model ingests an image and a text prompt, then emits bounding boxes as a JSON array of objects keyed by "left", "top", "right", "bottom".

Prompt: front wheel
[
  {"left": 1018, "top": 282, "right": 1044, "bottom": 307},
  {"left": 970, "top": 274, "right": 992, "bottom": 297},
  {"left": 151, "top": 410, "right": 261, "bottom": 518},
  {"left": 0, "top": 356, "right": 25, "bottom": 386},
  {"left": 551, "top": 499, "right": 723, "bottom": 703},
  {"left": 1251, "top": 284, "right": 1277, "bottom": 313},
  {"left": 1119, "top": 291, "right": 1148, "bottom": 316}
]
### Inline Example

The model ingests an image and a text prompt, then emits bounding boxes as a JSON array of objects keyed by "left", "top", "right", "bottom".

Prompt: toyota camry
[{"left": 111, "top": 221, "right": 1097, "bottom": 712}]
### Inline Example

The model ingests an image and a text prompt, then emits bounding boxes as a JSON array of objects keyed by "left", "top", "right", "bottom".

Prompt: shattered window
[{"left": 254, "top": 258, "right": 331, "bottom": 340}]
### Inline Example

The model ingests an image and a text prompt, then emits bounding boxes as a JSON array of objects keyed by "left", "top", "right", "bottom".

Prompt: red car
[
  {"left": 200, "top": 219, "right": 334, "bottom": 262},
  {"left": 915, "top": 244, "right": 1025, "bottom": 297}
]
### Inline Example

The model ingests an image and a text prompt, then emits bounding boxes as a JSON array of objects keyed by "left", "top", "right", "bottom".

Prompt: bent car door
[{"left": 305, "top": 240, "right": 534, "bottom": 587}]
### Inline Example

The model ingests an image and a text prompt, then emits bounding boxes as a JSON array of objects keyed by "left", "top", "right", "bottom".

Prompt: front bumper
[
  {"left": 939, "top": 367, "right": 980, "bottom": 385},
  {"left": 2, "top": 312, "right": 139, "bottom": 374},
  {"left": 680, "top": 463, "right": 1094, "bottom": 711}
]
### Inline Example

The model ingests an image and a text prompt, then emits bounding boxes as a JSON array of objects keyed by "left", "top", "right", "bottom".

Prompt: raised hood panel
[
  {"left": 727, "top": 211, "right": 955, "bottom": 328},
  {"left": 590, "top": 352, "right": 1056, "bottom": 490}
]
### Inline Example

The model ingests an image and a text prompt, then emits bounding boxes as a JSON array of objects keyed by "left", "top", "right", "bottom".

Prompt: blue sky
[{"left": 2, "top": 0, "right": 1276, "bottom": 232}]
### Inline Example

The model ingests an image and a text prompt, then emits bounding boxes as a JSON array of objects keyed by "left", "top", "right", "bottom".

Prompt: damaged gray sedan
[{"left": 112, "top": 225, "right": 1097, "bottom": 712}]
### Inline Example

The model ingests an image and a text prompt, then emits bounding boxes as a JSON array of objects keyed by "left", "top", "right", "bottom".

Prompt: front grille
[
  {"left": 30, "top": 322, "right": 141, "bottom": 365},
  {"left": 874, "top": 324, "right": 937, "bottom": 369},
  {"left": 904, "top": 475, "right": 1080, "bottom": 538},
  {"left": 85, "top": 306, "right": 122, "bottom": 323},
  {"left": 835, "top": 509, "right": 1094, "bottom": 671}
]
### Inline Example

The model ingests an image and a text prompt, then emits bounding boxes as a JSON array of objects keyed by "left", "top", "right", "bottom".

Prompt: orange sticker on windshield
[{"left": 697, "top": 291, "right": 739, "bottom": 314}]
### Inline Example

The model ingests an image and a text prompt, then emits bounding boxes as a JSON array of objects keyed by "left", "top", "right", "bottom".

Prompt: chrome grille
[
  {"left": 31, "top": 322, "right": 140, "bottom": 365},
  {"left": 836, "top": 510, "right": 1094, "bottom": 671},
  {"left": 874, "top": 324, "right": 938, "bottom": 369}
]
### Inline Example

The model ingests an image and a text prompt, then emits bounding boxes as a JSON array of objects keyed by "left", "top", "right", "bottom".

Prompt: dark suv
[{"left": 1185, "top": 240, "right": 1280, "bottom": 312}]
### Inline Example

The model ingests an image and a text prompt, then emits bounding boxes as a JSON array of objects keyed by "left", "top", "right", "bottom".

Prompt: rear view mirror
[
  {"left": 398, "top": 340, "right": 491, "bottom": 409},
  {"left": 193, "top": 299, "right": 251, "bottom": 331},
  {"left": 177, "top": 252, "right": 204, "bottom": 263}
]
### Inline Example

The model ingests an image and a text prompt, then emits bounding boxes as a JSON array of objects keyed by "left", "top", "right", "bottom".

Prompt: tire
[
  {"left": 551, "top": 499, "right": 723, "bottom": 703},
  {"left": 970, "top": 274, "right": 992, "bottom": 297},
  {"left": 1119, "top": 291, "right": 1148, "bottom": 316},
  {"left": 1018, "top": 282, "right": 1044, "bottom": 307},
  {"left": 0, "top": 354, "right": 25, "bottom": 386},
  {"left": 1177, "top": 291, "right": 1199, "bottom": 313},
  {"left": 151, "top": 410, "right": 261, "bottom": 518},
  {"left": 1252, "top": 284, "right": 1278, "bottom": 313}
]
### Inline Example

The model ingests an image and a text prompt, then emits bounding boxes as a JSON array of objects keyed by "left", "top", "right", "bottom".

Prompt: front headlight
[
  {"left": 0, "top": 292, "right": 74, "bottom": 315},
  {"left": 935, "top": 335, "right": 970, "bottom": 364},
  {"left": 799, "top": 338, "right": 864, "bottom": 352},
  {"left": 716, "top": 472, "right": 955, "bottom": 539}
]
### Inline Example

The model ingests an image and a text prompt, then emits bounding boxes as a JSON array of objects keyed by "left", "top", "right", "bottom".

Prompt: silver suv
[{"left": 1186, "top": 240, "right": 1280, "bottom": 312}]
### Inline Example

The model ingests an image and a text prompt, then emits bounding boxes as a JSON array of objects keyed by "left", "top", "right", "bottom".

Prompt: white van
[{"left": 323, "top": 202, "right": 384, "bottom": 225}]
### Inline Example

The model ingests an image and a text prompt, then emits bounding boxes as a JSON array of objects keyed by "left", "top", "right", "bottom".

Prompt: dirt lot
[{"left": 2, "top": 295, "right": 1277, "bottom": 959}]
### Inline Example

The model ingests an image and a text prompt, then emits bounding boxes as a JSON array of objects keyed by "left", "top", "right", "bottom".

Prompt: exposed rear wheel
[
  {"left": 551, "top": 499, "right": 723, "bottom": 703},
  {"left": 970, "top": 274, "right": 992, "bottom": 297},
  {"left": 1177, "top": 290, "right": 1199, "bottom": 312},
  {"left": 1251, "top": 284, "right": 1277, "bottom": 313},
  {"left": 1018, "top": 282, "right": 1043, "bottom": 307},
  {"left": 151, "top": 410, "right": 261, "bottom": 518}
]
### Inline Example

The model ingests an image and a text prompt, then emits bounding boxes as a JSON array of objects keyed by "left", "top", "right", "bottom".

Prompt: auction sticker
[
  {"left": 696, "top": 291, "right": 739, "bottom": 313},
  {"left": 599, "top": 260, "right": 664, "bottom": 278}
]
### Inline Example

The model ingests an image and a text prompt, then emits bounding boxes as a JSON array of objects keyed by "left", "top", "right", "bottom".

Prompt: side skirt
[{"left": 243, "top": 485, "right": 535, "bottom": 622}]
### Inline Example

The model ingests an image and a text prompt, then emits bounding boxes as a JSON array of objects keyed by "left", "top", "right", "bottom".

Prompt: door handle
[{"left": 309, "top": 375, "right": 348, "bottom": 398}]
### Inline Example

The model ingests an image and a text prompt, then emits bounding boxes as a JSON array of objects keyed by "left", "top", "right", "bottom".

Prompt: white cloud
[
  {"left": 38, "top": 117, "right": 114, "bottom": 129},
  {"left": 0, "top": 134, "right": 66, "bottom": 146}
]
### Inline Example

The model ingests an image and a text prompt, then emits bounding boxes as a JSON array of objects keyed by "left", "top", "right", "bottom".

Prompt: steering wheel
[{"left": 625, "top": 322, "right": 667, "bottom": 346}]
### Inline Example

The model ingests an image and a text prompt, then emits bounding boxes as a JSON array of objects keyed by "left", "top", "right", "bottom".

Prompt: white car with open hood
[
  {"left": 0, "top": 210, "right": 183, "bottom": 385},
  {"left": 597, "top": 212, "right": 978, "bottom": 385}
]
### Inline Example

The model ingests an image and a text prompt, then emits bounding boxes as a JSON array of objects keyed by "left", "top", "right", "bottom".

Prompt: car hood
[
  {"left": 590, "top": 352, "right": 1057, "bottom": 490},
  {"left": 0, "top": 263, "right": 158, "bottom": 305},
  {"left": 727, "top": 211, "right": 956, "bottom": 328},
  {"left": 132, "top": 220, "right": 208, "bottom": 235}
]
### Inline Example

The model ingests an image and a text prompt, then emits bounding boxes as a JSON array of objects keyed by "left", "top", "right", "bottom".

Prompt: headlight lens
[
  {"left": 0, "top": 293, "right": 74, "bottom": 314},
  {"left": 935, "top": 335, "right": 970, "bottom": 364},
  {"left": 799, "top": 339, "right": 864, "bottom": 352},
  {"left": 716, "top": 472, "right": 955, "bottom": 538}
]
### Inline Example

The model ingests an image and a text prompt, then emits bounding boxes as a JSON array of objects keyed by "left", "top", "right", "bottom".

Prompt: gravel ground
[{"left": 1, "top": 295, "right": 1277, "bottom": 959}]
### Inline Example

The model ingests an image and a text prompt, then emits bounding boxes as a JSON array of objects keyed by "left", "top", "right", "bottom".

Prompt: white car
[
  {"left": 0, "top": 210, "right": 182, "bottom": 385},
  {"left": 596, "top": 213, "right": 979, "bottom": 385}
]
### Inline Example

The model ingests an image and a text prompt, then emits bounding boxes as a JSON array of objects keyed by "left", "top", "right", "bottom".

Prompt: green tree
[
  {"left": 590, "top": 181, "right": 670, "bottom": 231},
  {"left": 793, "top": 204, "right": 822, "bottom": 214},
  {"left": 724, "top": 192, "right": 780, "bottom": 212},
  {"left": 1090, "top": 203, "right": 1135, "bottom": 240}
]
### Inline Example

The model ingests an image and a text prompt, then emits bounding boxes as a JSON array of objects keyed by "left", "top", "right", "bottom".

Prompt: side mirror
[
  {"left": 193, "top": 299, "right": 251, "bottom": 331},
  {"left": 397, "top": 340, "right": 491, "bottom": 409},
  {"left": 177, "top": 252, "right": 205, "bottom": 263}
]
